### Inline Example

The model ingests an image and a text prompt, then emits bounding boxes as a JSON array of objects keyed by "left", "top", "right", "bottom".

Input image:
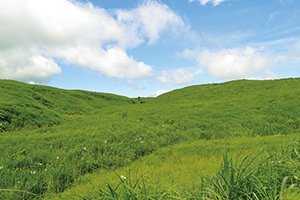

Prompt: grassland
[{"left": 0, "top": 78, "right": 300, "bottom": 199}]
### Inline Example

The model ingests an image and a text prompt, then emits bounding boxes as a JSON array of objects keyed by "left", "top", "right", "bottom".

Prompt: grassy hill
[
  {"left": 0, "top": 80, "right": 134, "bottom": 132},
  {"left": 0, "top": 78, "right": 300, "bottom": 199}
]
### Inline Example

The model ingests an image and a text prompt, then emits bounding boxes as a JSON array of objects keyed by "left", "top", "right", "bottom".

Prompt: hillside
[
  {"left": 0, "top": 78, "right": 300, "bottom": 199},
  {"left": 0, "top": 80, "right": 134, "bottom": 132},
  {"left": 129, "top": 78, "right": 300, "bottom": 138}
]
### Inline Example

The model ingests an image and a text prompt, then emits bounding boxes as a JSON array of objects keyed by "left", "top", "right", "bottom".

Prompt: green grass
[
  {"left": 51, "top": 134, "right": 300, "bottom": 199},
  {"left": 0, "top": 78, "right": 300, "bottom": 199},
  {"left": 0, "top": 80, "right": 133, "bottom": 132}
]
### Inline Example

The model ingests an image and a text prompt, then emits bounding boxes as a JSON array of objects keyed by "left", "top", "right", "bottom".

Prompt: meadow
[{"left": 0, "top": 78, "right": 300, "bottom": 199}]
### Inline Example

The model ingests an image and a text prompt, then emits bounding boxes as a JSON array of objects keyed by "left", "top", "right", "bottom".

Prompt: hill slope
[
  {"left": 0, "top": 78, "right": 300, "bottom": 199},
  {"left": 136, "top": 78, "right": 300, "bottom": 138},
  {"left": 0, "top": 80, "right": 134, "bottom": 131}
]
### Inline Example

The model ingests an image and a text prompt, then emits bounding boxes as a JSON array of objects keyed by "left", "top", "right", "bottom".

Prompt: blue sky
[{"left": 0, "top": 0, "right": 299, "bottom": 97}]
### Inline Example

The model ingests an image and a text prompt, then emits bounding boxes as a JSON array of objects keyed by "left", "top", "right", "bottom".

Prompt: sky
[{"left": 0, "top": 0, "right": 300, "bottom": 97}]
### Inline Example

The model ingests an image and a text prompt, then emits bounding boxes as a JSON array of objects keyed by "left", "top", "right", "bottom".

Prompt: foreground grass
[{"left": 52, "top": 133, "right": 300, "bottom": 199}]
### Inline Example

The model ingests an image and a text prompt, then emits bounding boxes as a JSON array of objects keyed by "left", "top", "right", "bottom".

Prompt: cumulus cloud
[
  {"left": 157, "top": 68, "right": 195, "bottom": 85},
  {"left": 0, "top": 48, "right": 61, "bottom": 83},
  {"left": 189, "top": 0, "right": 227, "bottom": 6},
  {"left": 117, "top": 0, "right": 187, "bottom": 45},
  {"left": 150, "top": 89, "right": 170, "bottom": 97},
  {"left": 157, "top": 71, "right": 171, "bottom": 84},
  {"left": 0, "top": 0, "right": 189, "bottom": 83},
  {"left": 247, "top": 69, "right": 280, "bottom": 80},
  {"left": 173, "top": 68, "right": 195, "bottom": 84},
  {"left": 50, "top": 46, "right": 152, "bottom": 78},
  {"left": 180, "top": 47, "right": 272, "bottom": 79}
]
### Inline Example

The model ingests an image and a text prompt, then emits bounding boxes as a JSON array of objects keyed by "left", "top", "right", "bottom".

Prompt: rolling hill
[{"left": 0, "top": 78, "right": 300, "bottom": 199}]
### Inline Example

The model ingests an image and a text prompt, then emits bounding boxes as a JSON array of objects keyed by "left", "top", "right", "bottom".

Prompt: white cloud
[
  {"left": 150, "top": 89, "right": 170, "bottom": 97},
  {"left": 157, "top": 68, "right": 195, "bottom": 85},
  {"left": 0, "top": 0, "right": 189, "bottom": 83},
  {"left": 116, "top": 0, "right": 189, "bottom": 45},
  {"left": 50, "top": 46, "right": 152, "bottom": 78},
  {"left": 247, "top": 69, "right": 280, "bottom": 80},
  {"left": 180, "top": 47, "right": 272, "bottom": 79},
  {"left": 135, "top": 85, "right": 145, "bottom": 90},
  {"left": 173, "top": 68, "right": 195, "bottom": 84},
  {"left": 296, "top": 40, "right": 300, "bottom": 51},
  {"left": 0, "top": 48, "right": 61, "bottom": 83},
  {"left": 189, "top": 0, "right": 227, "bottom": 6},
  {"left": 157, "top": 71, "right": 172, "bottom": 84},
  {"left": 287, "top": 40, "right": 300, "bottom": 62}
]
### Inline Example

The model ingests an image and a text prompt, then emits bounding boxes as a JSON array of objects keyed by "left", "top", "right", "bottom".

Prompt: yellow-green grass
[{"left": 51, "top": 133, "right": 300, "bottom": 199}]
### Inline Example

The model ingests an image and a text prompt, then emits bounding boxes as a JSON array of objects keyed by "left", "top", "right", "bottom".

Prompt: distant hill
[
  {"left": 1, "top": 78, "right": 300, "bottom": 134},
  {"left": 0, "top": 80, "right": 134, "bottom": 131},
  {"left": 141, "top": 78, "right": 300, "bottom": 138},
  {"left": 157, "top": 78, "right": 300, "bottom": 102}
]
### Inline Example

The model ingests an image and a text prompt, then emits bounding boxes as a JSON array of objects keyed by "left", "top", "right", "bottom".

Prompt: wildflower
[
  {"left": 38, "top": 163, "right": 42, "bottom": 165},
  {"left": 120, "top": 175, "right": 126, "bottom": 180},
  {"left": 18, "top": 181, "right": 20, "bottom": 184},
  {"left": 45, "top": 169, "right": 47, "bottom": 171},
  {"left": 57, "top": 157, "right": 59, "bottom": 159},
  {"left": 31, "top": 171, "right": 36, "bottom": 174},
  {"left": 140, "top": 141, "right": 143, "bottom": 143},
  {"left": 84, "top": 147, "right": 87, "bottom": 151},
  {"left": 0, "top": 166, "right": 3, "bottom": 169},
  {"left": 105, "top": 141, "right": 107, "bottom": 143}
]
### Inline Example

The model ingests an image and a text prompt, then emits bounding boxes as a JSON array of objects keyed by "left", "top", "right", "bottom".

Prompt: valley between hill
[{"left": 1, "top": 78, "right": 300, "bottom": 199}]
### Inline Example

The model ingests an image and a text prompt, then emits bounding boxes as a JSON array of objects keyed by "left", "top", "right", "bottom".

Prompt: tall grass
[
  {"left": 53, "top": 138, "right": 300, "bottom": 200},
  {"left": 192, "top": 142, "right": 300, "bottom": 200}
]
